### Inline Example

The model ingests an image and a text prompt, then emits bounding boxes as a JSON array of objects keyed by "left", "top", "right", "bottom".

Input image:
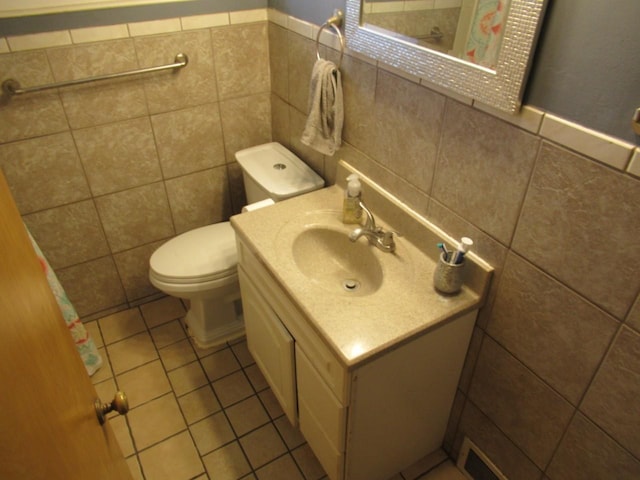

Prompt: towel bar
[
  {"left": 2, "top": 52, "right": 188, "bottom": 97},
  {"left": 316, "top": 10, "right": 345, "bottom": 69}
]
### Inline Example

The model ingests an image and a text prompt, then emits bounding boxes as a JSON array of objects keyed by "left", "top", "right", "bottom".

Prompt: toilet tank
[{"left": 235, "top": 142, "right": 325, "bottom": 204}]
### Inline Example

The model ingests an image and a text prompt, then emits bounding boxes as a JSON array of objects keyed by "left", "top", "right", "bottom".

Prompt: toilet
[{"left": 149, "top": 142, "right": 324, "bottom": 348}]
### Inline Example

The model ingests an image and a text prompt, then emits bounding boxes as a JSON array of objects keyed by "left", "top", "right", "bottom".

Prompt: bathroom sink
[
  {"left": 273, "top": 208, "right": 414, "bottom": 299},
  {"left": 232, "top": 163, "right": 494, "bottom": 366},
  {"left": 292, "top": 226, "right": 383, "bottom": 295}
]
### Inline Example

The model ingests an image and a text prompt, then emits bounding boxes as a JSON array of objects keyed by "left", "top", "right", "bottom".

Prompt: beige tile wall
[
  {"left": 1, "top": 6, "right": 640, "bottom": 478},
  {"left": 268, "top": 11, "right": 640, "bottom": 480},
  {"left": 0, "top": 13, "right": 272, "bottom": 319}
]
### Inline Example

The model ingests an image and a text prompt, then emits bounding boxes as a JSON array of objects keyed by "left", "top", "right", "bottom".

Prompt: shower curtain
[
  {"left": 25, "top": 227, "right": 102, "bottom": 376},
  {"left": 464, "top": 0, "right": 510, "bottom": 69}
]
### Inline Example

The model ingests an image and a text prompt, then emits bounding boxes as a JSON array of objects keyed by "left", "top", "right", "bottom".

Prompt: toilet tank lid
[{"left": 235, "top": 142, "right": 325, "bottom": 199}]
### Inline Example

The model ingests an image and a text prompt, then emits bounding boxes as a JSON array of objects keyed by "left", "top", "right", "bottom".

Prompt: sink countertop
[{"left": 231, "top": 164, "right": 492, "bottom": 369}]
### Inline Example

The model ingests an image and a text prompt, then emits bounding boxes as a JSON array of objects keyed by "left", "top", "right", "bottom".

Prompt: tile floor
[{"left": 86, "top": 295, "right": 466, "bottom": 480}]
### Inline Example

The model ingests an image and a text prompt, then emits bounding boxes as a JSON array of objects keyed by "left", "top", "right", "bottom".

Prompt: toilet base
[
  {"left": 187, "top": 316, "right": 245, "bottom": 349},
  {"left": 183, "top": 290, "right": 245, "bottom": 349}
]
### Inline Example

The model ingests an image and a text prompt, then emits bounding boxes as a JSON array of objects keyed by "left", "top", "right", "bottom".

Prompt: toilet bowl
[
  {"left": 149, "top": 142, "right": 324, "bottom": 349},
  {"left": 149, "top": 222, "right": 241, "bottom": 348}
]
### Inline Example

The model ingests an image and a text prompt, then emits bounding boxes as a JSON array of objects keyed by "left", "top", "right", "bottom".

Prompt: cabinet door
[
  {"left": 239, "top": 268, "right": 297, "bottom": 426},
  {"left": 297, "top": 345, "right": 346, "bottom": 480}
]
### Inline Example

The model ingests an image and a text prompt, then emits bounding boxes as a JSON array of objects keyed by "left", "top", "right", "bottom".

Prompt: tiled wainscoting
[
  {"left": 267, "top": 9, "right": 640, "bottom": 480},
  {"left": 0, "top": 10, "right": 275, "bottom": 320},
  {"left": 2, "top": 5, "right": 640, "bottom": 480}
]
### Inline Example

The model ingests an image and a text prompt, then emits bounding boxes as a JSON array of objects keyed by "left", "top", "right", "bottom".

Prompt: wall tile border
[
  {"left": 627, "top": 148, "right": 640, "bottom": 178},
  {"left": 0, "top": 7, "right": 637, "bottom": 173},
  {"left": 268, "top": 10, "right": 637, "bottom": 167},
  {"left": 180, "top": 13, "right": 229, "bottom": 31},
  {"left": 540, "top": 113, "right": 635, "bottom": 170},
  {"left": 127, "top": 18, "right": 182, "bottom": 37},
  {"left": 0, "top": 7, "right": 636, "bottom": 186},
  {"left": 69, "top": 24, "right": 130, "bottom": 44},
  {"left": 7, "top": 29, "right": 72, "bottom": 51},
  {"left": 1, "top": 8, "right": 269, "bottom": 52},
  {"left": 230, "top": 9, "right": 268, "bottom": 24}
]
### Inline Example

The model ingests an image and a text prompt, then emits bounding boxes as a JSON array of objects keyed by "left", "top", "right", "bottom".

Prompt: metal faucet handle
[
  {"left": 358, "top": 201, "right": 376, "bottom": 229},
  {"left": 381, "top": 230, "right": 396, "bottom": 246}
]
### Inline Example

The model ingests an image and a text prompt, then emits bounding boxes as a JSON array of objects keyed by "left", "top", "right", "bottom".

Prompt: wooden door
[{"left": 0, "top": 172, "right": 132, "bottom": 480}]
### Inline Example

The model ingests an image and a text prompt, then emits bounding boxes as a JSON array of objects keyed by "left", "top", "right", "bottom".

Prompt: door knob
[{"left": 95, "top": 391, "right": 129, "bottom": 425}]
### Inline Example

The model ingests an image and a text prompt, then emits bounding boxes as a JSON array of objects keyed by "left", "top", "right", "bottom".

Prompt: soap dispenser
[{"left": 343, "top": 174, "right": 362, "bottom": 224}]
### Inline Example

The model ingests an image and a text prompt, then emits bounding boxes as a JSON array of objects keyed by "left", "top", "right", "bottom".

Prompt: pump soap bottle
[{"left": 343, "top": 174, "right": 362, "bottom": 224}]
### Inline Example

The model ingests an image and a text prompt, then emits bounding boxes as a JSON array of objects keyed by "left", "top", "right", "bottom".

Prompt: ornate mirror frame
[{"left": 345, "top": 0, "right": 547, "bottom": 113}]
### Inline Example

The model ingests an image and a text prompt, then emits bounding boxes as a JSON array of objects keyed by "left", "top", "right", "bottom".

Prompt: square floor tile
[
  {"left": 202, "top": 441, "right": 251, "bottom": 480},
  {"left": 231, "top": 340, "right": 255, "bottom": 367},
  {"left": 138, "top": 431, "right": 204, "bottom": 480},
  {"left": 239, "top": 423, "right": 287, "bottom": 469},
  {"left": 85, "top": 320, "right": 104, "bottom": 347},
  {"left": 213, "top": 370, "right": 254, "bottom": 407},
  {"left": 127, "top": 456, "right": 144, "bottom": 480},
  {"left": 94, "top": 378, "right": 117, "bottom": 408},
  {"left": 255, "top": 454, "right": 304, "bottom": 480},
  {"left": 201, "top": 347, "right": 241, "bottom": 381},
  {"left": 292, "top": 444, "right": 326, "bottom": 480},
  {"left": 417, "top": 461, "right": 467, "bottom": 480},
  {"left": 116, "top": 360, "right": 171, "bottom": 408},
  {"left": 99, "top": 308, "right": 147, "bottom": 345},
  {"left": 107, "top": 331, "right": 158, "bottom": 374},
  {"left": 402, "top": 449, "right": 449, "bottom": 480},
  {"left": 91, "top": 347, "right": 113, "bottom": 384},
  {"left": 128, "top": 393, "right": 186, "bottom": 450},
  {"left": 168, "top": 361, "right": 208, "bottom": 396},
  {"left": 159, "top": 338, "right": 197, "bottom": 371},
  {"left": 109, "top": 415, "right": 134, "bottom": 457},
  {"left": 140, "top": 296, "right": 186, "bottom": 328},
  {"left": 258, "top": 388, "right": 285, "bottom": 420},
  {"left": 190, "top": 337, "right": 228, "bottom": 358},
  {"left": 274, "top": 416, "right": 305, "bottom": 450},
  {"left": 178, "top": 385, "right": 221, "bottom": 425},
  {"left": 245, "top": 363, "right": 268, "bottom": 392},
  {"left": 226, "top": 396, "right": 270, "bottom": 437},
  {"left": 151, "top": 319, "right": 187, "bottom": 348},
  {"left": 190, "top": 411, "right": 235, "bottom": 455}
]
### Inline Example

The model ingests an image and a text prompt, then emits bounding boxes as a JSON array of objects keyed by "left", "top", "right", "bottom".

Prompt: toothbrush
[
  {"left": 451, "top": 237, "right": 473, "bottom": 264},
  {"left": 437, "top": 242, "right": 450, "bottom": 262}
]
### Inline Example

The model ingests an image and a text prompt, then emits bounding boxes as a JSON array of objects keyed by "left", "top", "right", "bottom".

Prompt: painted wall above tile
[{"left": 0, "top": 0, "right": 267, "bottom": 35}]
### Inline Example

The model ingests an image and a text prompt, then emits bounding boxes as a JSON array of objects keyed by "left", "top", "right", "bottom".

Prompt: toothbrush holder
[{"left": 433, "top": 252, "right": 465, "bottom": 294}]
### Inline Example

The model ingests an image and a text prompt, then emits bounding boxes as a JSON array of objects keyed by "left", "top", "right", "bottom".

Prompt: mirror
[{"left": 345, "top": 0, "right": 548, "bottom": 113}]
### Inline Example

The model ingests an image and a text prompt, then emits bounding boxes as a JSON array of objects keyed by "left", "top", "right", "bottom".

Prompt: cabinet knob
[{"left": 95, "top": 391, "right": 129, "bottom": 425}]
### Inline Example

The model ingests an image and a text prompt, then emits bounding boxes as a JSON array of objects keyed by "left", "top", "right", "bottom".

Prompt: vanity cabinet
[
  {"left": 237, "top": 237, "right": 477, "bottom": 480},
  {"left": 240, "top": 270, "right": 297, "bottom": 426}
]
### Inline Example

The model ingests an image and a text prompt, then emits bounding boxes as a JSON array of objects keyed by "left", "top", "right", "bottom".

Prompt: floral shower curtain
[
  {"left": 464, "top": 0, "right": 510, "bottom": 69},
  {"left": 25, "top": 227, "right": 102, "bottom": 376}
]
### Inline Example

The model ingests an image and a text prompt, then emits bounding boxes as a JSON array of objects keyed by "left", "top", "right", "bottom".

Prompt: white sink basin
[{"left": 292, "top": 226, "right": 383, "bottom": 296}]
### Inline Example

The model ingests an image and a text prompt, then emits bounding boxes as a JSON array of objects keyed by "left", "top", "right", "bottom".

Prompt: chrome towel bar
[
  {"left": 2, "top": 52, "right": 188, "bottom": 97},
  {"left": 316, "top": 10, "right": 345, "bottom": 69}
]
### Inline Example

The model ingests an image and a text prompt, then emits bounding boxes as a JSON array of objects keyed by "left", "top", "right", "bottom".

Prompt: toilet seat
[{"left": 150, "top": 222, "right": 237, "bottom": 285}]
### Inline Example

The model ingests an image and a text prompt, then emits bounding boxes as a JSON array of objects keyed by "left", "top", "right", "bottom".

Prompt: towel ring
[{"left": 316, "top": 10, "right": 345, "bottom": 69}]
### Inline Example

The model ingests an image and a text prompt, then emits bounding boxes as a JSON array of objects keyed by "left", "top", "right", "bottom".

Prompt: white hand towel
[{"left": 301, "top": 58, "right": 344, "bottom": 156}]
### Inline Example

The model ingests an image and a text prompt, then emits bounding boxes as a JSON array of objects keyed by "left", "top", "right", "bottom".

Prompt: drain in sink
[{"left": 342, "top": 279, "right": 360, "bottom": 291}]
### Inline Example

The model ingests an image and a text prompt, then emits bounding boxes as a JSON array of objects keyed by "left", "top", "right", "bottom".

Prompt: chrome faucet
[{"left": 348, "top": 201, "right": 396, "bottom": 252}]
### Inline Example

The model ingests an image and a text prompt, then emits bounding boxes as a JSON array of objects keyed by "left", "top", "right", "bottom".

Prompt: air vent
[{"left": 457, "top": 437, "right": 508, "bottom": 480}]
